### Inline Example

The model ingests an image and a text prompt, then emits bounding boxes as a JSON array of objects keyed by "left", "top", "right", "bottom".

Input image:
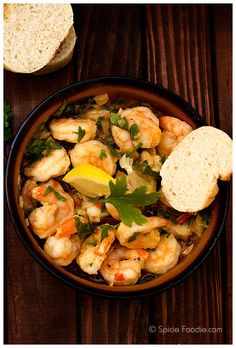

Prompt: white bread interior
[
  {"left": 34, "top": 26, "right": 76, "bottom": 75},
  {"left": 4, "top": 4, "right": 73, "bottom": 73},
  {"left": 160, "top": 126, "right": 232, "bottom": 212}
]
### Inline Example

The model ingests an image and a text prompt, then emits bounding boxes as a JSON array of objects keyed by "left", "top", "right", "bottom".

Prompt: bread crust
[
  {"left": 4, "top": 4, "right": 73, "bottom": 73},
  {"left": 160, "top": 126, "right": 232, "bottom": 212}
]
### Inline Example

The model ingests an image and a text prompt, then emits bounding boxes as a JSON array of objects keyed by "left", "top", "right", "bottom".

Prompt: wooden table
[{"left": 5, "top": 4, "right": 232, "bottom": 344}]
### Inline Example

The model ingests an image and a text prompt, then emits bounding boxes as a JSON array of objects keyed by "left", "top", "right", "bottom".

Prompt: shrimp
[
  {"left": 118, "top": 106, "right": 161, "bottom": 148},
  {"left": 100, "top": 246, "right": 149, "bottom": 286},
  {"left": 77, "top": 225, "right": 116, "bottom": 274},
  {"left": 83, "top": 108, "right": 111, "bottom": 122},
  {"left": 140, "top": 151, "right": 162, "bottom": 172},
  {"left": 24, "top": 148, "right": 70, "bottom": 182},
  {"left": 20, "top": 179, "right": 38, "bottom": 214},
  {"left": 116, "top": 216, "right": 169, "bottom": 249},
  {"left": 28, "top": 180, "right": 74, "bottom": 238},
  {"left": 105, "top": 202, "right": 120, "bottom": 220},
  {"left": 164, "top": 221, "right": 193, "bottom": 241},
  {"left": 44, "top": 234, "right": 81, "bottom": 266},
  {"left": 69, "top": 140, "right": 116, "bottom": 176},
  {"left": 144, "top": 234, "right": 181, "bottom": 274},
  {"left": 49, "top": 118, "right": 97, "bottom": 143},
  {"left": 157, "top": 116, "right": 193, "bottom": 156},
  {"left": 81, "top": 201, "right": 104, "bottom": 223},
  {"left": 111, "top": 125, "right": 134, "bottom": 153}
]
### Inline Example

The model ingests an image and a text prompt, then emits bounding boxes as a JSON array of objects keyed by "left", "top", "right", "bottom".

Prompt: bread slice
[
  {"left": 4, "top": 4, "right": 73, "bottom": 73},
  {"left": 34, "top": 26, "right": 76, "bottom": 75},
  {"left": 160, "top": 126, "right": 232, "bottom": 212}
]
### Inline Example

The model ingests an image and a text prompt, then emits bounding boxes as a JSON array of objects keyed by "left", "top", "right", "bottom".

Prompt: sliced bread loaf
[
  {"left": 4, "top": 4, "right": 73, "bottom": 73},
  {"left": 160, "top": 126, "right": 232, "bottom": 212},
  {"left": 34, "top": 26, "right": 77, "bottom": 75}
]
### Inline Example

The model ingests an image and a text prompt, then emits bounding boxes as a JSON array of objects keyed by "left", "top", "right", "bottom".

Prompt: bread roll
[
  {"left": 160, "top": 126, "right": 232, "bottom": 212},
  {"left": 4, "top": 4, "right": 73, "bottom": 73}
]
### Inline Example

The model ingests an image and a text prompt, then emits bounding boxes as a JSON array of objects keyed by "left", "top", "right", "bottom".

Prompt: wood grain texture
[
  {"left": 4, "top": 4, "right": 232, "bottom": 344},
  {"left": 4, "top": 59, "right": 78, "bottom": 344},
  {"left": 210, "top": 4, "right": 232, "bottom": 343}
]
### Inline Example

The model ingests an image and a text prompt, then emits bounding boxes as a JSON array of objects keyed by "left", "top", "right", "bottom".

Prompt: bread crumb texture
[
  {"left": 4, "top": 4, "right": 73, "bottom": 73},
  {"left": 160, "top": 126, "right": 232, "bottom": 212}
]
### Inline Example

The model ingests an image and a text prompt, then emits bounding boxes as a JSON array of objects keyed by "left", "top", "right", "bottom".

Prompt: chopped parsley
[
  {"left": 77, "top": 127, "right": 85, "bottom": 143},
  {"left": 75, "top": 216, "right": 93, "bottom": 240},
  {"left": 44, "top": 185, "right": 66, "bottom": 201},
  {"left": 100, "top": 149, "right": 107, "bottom": 159},
  {"left": 25, "top": 139, "right": 62, "bottom": 160},
  {"left": 129, "top": 123, "right": 139, "bottom": 139},
  {"left": 128, "top": 232, "right": 140, "bottom": 242},
  {"left": 199, "top": 208, "right": 211, "bottom": 228}
]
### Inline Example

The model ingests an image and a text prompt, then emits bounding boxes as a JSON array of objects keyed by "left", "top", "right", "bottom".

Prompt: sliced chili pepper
[
  {"left": 115, "top": 273, "right": 125, "bottom": 281},
  {"left": 177, "top": 213, "right": 193, "bottom": 225}
]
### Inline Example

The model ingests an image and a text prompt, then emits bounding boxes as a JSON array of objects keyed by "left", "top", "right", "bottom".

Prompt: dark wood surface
[{"left": 4, "top": 4, "right": 232, "bottom": 344}]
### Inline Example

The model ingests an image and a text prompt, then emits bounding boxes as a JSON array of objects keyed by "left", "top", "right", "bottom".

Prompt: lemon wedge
[{"left": 63, "top": 163, "right": 115, "bottom": 198}]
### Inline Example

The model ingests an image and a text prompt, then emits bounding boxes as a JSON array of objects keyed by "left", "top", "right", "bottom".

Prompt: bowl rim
[{"left": 5, "top": 76, "right": 229, "bottom": 298}]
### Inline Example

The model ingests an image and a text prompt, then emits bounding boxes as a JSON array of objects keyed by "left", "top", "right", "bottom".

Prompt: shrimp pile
[{"left": 19, "top": 94, "right": 209, "bottom": 286}]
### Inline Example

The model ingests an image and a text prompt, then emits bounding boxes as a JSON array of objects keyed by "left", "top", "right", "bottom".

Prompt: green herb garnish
[
  {"left": 126, "top": 142, "right": 143, "bottom": 157},
  {"left": 110, "top": 112, "right": 119, "bottom": 126},
  {"left": 54, "top": 100, "right": 68, "bottom": 116},
  {"left": 26, "top": 139, "right": 62, "bottom": 159},
  {"left": 129, "top": 123, "right": 139, "bottom": 139},
  {"left": 199, "top": 208, "right": 211, "bottom": 228},
  {"left": 135, "top": 159, "right": 161, "bottom": 179},
  {"left": 44, "top": 185, "right": 66, "bottom": 201},
  {"left": 96, "top": 176, "right": 161, "bottom": 226},
  {"left": 77, "top": 127, "right": 85, "bottom": 143},
  {"left": 75, "top": 216, "right": 93, "bottom": 240},
  {"left": 101, "top": 225, "right": 110, "bottom": 241},
  {"left": 88, "top": 240, "right": 97, "bottom": 246},
  {"left": 100, "top": 149, "right": 107, "bottom": 159},
  {"left": 128, "top": 232, "right": 140, "bottom": 242},
  {"left": 4, "top": 101, "right": 13, "bottom": 141},
  {"left": 138, "top": 274, "right": 157, "bottom": 284}
]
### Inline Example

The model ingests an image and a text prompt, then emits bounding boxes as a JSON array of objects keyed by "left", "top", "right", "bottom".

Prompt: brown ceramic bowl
[{"left": 6, "top": 77, "right": 229, "bottom": 298}]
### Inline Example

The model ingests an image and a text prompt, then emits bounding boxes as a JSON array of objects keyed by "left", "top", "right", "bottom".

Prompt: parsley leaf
[
  {"left": 4, "top": 101, "right": 13, "bottom": 141},
  {"left": 77, "top": 127, "right": 85, "bottom": 143},
  {"left": 126, "top": 142, "right": 143, "bottom": 157},
  {"left": 97, "top": 177, "right": 161, "bottom": 227},
  {"left": 100, "top": 149, "right": 107, "bottom": 159},
  {"left": 75, "top": 216, "right": 93, "bottom": 240},
  {"left": 54, "top": 100, "right": 68, "bottom": 116},
  {"left": 44, "top": 185, "right": 66, "bottom": 201},
  {"left": 199, "top": 208, "right": 211, "bottom": 228},
  {"left": 128, "top": 232, "right": 140, "bottom": 242},
  {"left": 26, "top": 139, "right": 62, "bottom": 159},
  {"left": 101, "top": 225, "right": 110, "bottom": 241},
  {"left": 129, "top": 123, "right": 139, "bottom": 139},
  {"left": 135, "top": 159, "right": 161, "bottom": 180}
]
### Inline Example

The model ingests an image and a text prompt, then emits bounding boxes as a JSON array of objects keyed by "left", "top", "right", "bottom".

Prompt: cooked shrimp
[
  {"left": 77, "top": 225, "right": 116, "bottom": 274},
  {"left": 69, "top": 140, "right": 116, "bottom": 176},
  {"left": 111, "top": 125, "right": 134, "bottom": 153},
  {"left": 144, "top": 234, "right": 181, "bottom": 274},
  {"left": 105, "top": 203, "right": 120, "bottom": 220},
  {"left": 83, "top": 108, "right": 111, "bottom": 122},
  {"left": 164, "top": 221, "right": 193, "bottom": 241},
  {"left": 20, "top": 179, "right": 38, "bottom": 213},
  {"left": 100, "top": 246, "right": 148, "bottom": 286},
  {"left": 28, "top": 180, "right": 74, "bottom": 238},
  {"left": 127, "top": 169, "right": 156, "bottom": 193},
  {"left": 49, "top": 118, "right": 97, "bottom": 143},
  {"left": 81, "top": 201, "right": 104, "bottom": 223},
  {"left": 119, "top": 106, "right": 161, "bottom": 148},
  {"left": 116, "top": 216, "right": 168, "bottom": 249},
  {"left": 157, "top": 116, "right": 193, "bottom": 156},
  {"left": 44, "top": 234, "right": 81, "bottom": 266},
  {"left": 140, "top": 151, "right": 162, "bottom": 172},
  {"left": 24, "top": 148, "right": 70, "bottom": 182}
]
